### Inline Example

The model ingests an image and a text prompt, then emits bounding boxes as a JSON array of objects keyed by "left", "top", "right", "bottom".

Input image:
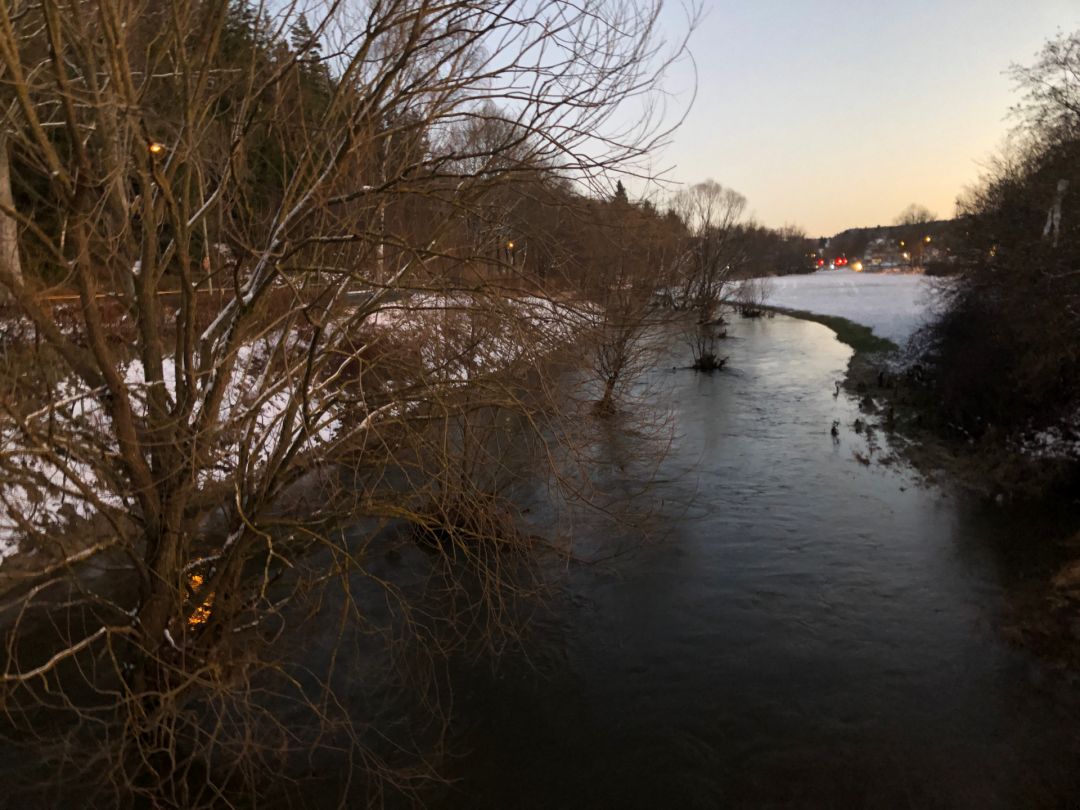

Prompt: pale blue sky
[{"left": 642, "top": 1, "right": 1080, "bottom": 236}]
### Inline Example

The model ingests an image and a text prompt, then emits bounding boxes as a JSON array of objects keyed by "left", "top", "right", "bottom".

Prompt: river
[{"left": 427, "top": 313, "right": 1080, "bottom": 809}]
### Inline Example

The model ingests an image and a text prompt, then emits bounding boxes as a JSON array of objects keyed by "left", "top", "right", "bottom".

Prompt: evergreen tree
[
  {"left": 224, "top": 0, "right": 257, "bottom": 50},
  {"left": 613, "top": 179, "right": 629, "bottom": 204},
  {"left": 290, "top": 13, "right": 321, "bottom": 64},
  {"left": 289, "top": 12, "right": 331, "bottom": 92}
]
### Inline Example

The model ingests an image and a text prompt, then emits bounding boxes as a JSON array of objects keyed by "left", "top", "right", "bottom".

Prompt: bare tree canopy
[
  {"left": 670, "top": 179, "right": 748, "bottom": 313},
  {"left": 894, "top": 203, "right": 937, "bottom": 227},
  {"left": 0, "top": 0, "right": 695, "bottom": 804},
  {"left": 1010, "top": 29, "right": 1080, "bottom": 145},
  {"left": 922, "top": 28, "right": 1080, "bottom": 470}
]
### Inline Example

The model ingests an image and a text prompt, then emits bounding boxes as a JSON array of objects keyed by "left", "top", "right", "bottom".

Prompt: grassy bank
[
  {"left": 771, "top": 305, "right": 1080, "bottom": 673},
  {"left": 764, "top": 304, "right": 1005, "bottom": 495},
  {"left": 765, "top": 306, "right": 898, "bottom": 355}
]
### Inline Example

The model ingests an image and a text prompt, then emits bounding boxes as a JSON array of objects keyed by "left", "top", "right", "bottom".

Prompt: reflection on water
[{"left": 434, "top": 315, "right": 1080, "bottom": 810}]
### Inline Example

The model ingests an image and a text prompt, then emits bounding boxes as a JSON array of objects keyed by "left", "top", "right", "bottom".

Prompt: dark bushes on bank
[{"left": 920, "top": 32, "right": 1080, "bottom": 458}]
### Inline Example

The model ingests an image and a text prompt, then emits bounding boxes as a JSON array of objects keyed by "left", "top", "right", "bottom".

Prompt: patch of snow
[
  {"left": 0, "top": 378, "right": 128, "bottom": 562},
  {"left": 760, "top": 270, "right": 940, "bottom": 347},
  {"left": 369, "top": 293, "right": 588, "bottom": 381},
  {"left": 0, "top": 292, "right": 588, "bottom": 562},
  {"left": 1018, "top": 409, "right": 1080, "bottom": 461}
]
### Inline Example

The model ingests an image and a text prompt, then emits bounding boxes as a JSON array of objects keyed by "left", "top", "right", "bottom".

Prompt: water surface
[{"left": 435, "top": 314, "right": 1080, "bottom": 809}]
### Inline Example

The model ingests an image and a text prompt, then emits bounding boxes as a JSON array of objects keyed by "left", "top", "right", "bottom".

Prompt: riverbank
[
  {"left": 843, "top": 351, "right": 1077, "bottom": 498},
  {"left": 763, "top": 306, "right": 897, "bottom": 355},
  {"left": 772, "top": 304, "right": 1080, "bottom": 673},
  {"left": 849, "top": 348, "right": 1080, "bottom": 673},
  {"left": 428, "top": 312, "right": 1080, "bottom": 810},
  {"left": 760, "top": 284, "right": 1075, "bottom": 498}
]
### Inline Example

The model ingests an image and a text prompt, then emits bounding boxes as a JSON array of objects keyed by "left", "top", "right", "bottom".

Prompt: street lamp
[{"left": 148, "top": 141, "right": 166, "bottom": 156}]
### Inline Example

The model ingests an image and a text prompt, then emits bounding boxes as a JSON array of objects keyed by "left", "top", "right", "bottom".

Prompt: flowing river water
[
  {"left": 5, "top": 312, "right": 1078, "bottom": 809},
  {"left": 425, "top": 314, "right": 1080, "bottom": 809}
]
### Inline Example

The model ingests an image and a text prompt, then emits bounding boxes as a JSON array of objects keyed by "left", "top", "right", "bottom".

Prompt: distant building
[{"left": 862, "top": 237, "right": 903, "bottom": 269}]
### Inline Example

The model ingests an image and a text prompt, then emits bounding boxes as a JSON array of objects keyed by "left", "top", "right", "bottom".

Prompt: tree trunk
[
  {"left": 0, "top": 133, "right": 24, "bottom": 300},
  {"left": 597, "top": 374, "right": 618, "bottom": 415}
]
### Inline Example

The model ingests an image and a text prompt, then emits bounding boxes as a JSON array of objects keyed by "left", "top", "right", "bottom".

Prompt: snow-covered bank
[
  {"left": 762, "top": 270, "right": 939, "bottom": 346},
  {"left": 0, "top": 293, "right": 590, "bottom": 564},
  {"left": 1020, "top": 411, "right": 1080, "bottom": 462}
]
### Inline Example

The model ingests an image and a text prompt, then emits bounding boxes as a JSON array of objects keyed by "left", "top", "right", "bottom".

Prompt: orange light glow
[
  {"left": 148, "top": 142, "right": 166, "bottom": 155},
  {"left": 187, "top": 573, "right": 214, "bottom": 627}
]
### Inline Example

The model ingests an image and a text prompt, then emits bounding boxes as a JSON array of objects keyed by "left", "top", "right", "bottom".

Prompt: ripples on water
[{"left": 433, "top": 315, "right": 1080, "bottom": 810}]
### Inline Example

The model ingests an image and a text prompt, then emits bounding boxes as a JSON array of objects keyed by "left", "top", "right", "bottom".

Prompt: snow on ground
[
  {"left": 765, "top": 271, "right": 1080, "bottom": 462},
  {"left": 1020, "top": 409, "right": 1080, "bottom": 461},
  {"left": 0, "top": 293, "right": 591, "bottom": 562},
  {"left": 761, "top": 270, "right": 940, "bottom": 347}
]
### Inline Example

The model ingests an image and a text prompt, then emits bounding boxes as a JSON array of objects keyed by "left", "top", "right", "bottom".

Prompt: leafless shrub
[{"left": 731, "top": 276, "right": 773, "bottom": 318}]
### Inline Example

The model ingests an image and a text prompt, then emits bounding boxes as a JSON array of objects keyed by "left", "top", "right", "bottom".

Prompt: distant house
[{"left": 862, "top": 237, "right": 903, "bottom": 269}]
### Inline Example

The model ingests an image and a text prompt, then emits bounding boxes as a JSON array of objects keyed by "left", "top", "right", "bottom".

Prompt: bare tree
[
  {"left": 672, "top": 180, "right": 748, "bottom": 319},
  {"left": 579, "top": 196, "right": 673, "bottom": 415},
  {"left": 0, "top": 0, "right": 693, "bottom": 804},
  {"left": 923, "top": 29, "right": 1080, "bottom": 454},
  {"left": 895, "top": 203, "right": 937, "bottom": 227},
  {"left": 893, "top": 204, "right": 938, "bottom": 267},
  {"left": 669, "top": 179, "right": 747, "bottom": 369},
  {"left": 732, "top": 276, "right": 774, "bottom": 317}
]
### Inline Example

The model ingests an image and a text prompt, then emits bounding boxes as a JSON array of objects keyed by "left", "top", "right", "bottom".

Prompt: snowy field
[{"left": 761, "top": 270, "right": 940, "bottom": 347}]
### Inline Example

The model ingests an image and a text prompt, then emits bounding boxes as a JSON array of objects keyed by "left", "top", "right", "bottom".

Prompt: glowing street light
[
  {"left": 148, "top": 141, "right": 166, "bottom": 156},
  {"left": 924, "top": 235, "right": 932, "bottom": 243},
  {"left": 507, "top": 240, "right": 515, "bottom": 250}
]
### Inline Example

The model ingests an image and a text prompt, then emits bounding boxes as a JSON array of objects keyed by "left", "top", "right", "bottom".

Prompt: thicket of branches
[
  {"left": 922, "top": 30, "right": 1080, "bottom": 458},
  {"left": 0, "top": 0, "right": 699, "bottom": 804}
]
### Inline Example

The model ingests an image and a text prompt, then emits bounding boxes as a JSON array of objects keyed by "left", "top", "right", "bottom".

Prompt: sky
[{"left": 638, "top": 0, "right": 1080, "bottom": 236}]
